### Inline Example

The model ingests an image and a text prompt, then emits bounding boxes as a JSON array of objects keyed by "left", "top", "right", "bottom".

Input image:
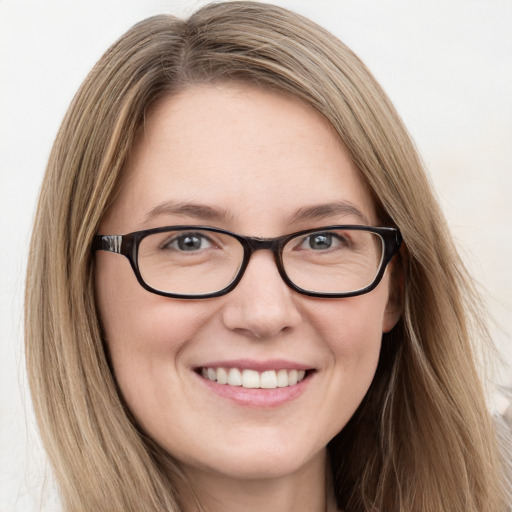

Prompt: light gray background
[{"left": 1, "top": 0, "right": 511, "bottom": 510}]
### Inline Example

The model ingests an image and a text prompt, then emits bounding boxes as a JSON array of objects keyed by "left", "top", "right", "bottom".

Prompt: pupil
[
  {"left": 310, "top": 234, "right": 331, "bottom": 249},
  {"left": 178, "top": 235, "right": 201, "bottom": 251}
]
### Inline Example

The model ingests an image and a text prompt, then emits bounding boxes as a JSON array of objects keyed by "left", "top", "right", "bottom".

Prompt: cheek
[
  {"left": 307, "top": 287, "right": 389, "bottom": 426},
  {"left": 310, "top": 281, "right": 389, "bottom": 356},
  {"left": 343, "top": 292, "right": 388, "bottom": 376},
  {"left": 332, "top": 306, "right": 383, "bottom": 388},
  {"left": 95, "top": 251, "right": 204, "bottom": 341},
  {"left": 94, "top": 252, "right": 210, "bottom": 406}
]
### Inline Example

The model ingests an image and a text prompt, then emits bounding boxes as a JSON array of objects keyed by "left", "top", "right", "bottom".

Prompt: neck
[{"left": 178, "top": 449, "right": 337, "bottom": 512}]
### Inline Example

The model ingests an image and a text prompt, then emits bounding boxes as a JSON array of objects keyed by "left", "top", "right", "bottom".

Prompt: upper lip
[{"left": 195, "top": 359, "right": 313, "bottom": 372}]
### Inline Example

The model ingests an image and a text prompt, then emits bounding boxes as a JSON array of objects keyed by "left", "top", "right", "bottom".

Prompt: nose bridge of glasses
[
  {"left": 234, "top": 235, "right": 292, "bottom": 296},
  {"left": 243, "top": 236, "right": 287, "bottom": 271},
  {"left": 244, "top": 236, "right": 282, "bottom": 253},
  {"left": 240, "top": 236, "right": 286, "bottom": 280}
]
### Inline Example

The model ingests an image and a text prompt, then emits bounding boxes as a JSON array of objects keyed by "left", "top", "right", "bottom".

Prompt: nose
[{"left": 221, "top": 251, "right": 302, "bottom": 339}]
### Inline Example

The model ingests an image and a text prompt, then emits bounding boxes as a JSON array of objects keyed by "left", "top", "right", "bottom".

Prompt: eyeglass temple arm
[
  {"left": 91, "top": 235, "right": 123, "bottom": 254},
  {"left": 388, "top": 229, "right": 402, "bottom": 259}
]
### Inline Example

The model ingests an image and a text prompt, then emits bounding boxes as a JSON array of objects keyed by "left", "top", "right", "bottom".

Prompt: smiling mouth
[{"left": 198, "top": 367, "right": 310, "bottom": 389}]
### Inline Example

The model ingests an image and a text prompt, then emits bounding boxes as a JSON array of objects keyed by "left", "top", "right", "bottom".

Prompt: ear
[{"left": 382, "top": 254, "right": 404, "bottom": 333}]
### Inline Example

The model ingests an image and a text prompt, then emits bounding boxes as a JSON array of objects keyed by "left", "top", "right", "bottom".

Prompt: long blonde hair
[{"left": 25, "top": 2, "right": 510, "bottom": 511}]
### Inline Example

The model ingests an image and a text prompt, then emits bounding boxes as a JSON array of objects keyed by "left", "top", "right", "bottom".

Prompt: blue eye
[
  {"left": 308, "top": 233, "right": 333, "bottom": 250},
  {"left": 300, "top": 232, "right": 348, "bottom": 251},
  {"left": 163, "top": 233, "right": 214, "bottom": 252}
]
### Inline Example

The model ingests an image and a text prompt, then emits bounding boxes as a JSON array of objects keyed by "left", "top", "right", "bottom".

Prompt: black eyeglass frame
[{"left": 92, "top": 225, "right": 402, "bottom": 299}]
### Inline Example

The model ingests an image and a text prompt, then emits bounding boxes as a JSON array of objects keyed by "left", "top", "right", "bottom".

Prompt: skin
[{"left": 95, "top": 82, "right": 401, "bottom": 512}]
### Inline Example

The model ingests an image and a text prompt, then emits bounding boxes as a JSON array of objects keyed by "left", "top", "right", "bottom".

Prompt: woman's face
[{"left": 95, "top": 83, "right": 399, "bottom": 483}]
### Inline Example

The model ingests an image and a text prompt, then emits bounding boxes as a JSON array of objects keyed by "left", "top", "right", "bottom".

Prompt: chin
[
  {"left": 169, "top": 438, "right": 326, "bottom": 482},
  {"left": 194, "top": 453, "right": 316, "bottom": 481}
]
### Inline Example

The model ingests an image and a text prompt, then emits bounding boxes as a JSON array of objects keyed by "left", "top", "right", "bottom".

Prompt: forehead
[{"left": 101, "top": 82, "right": 377, "bottom": 234}]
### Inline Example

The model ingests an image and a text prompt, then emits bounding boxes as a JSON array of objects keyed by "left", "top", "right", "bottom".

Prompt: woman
[{"left": 25, "top": 2, "right": 510, "bottom": 511}]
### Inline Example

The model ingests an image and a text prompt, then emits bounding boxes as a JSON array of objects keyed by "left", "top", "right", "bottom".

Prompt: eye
[
  {"left": 161, "top": 232, "right": 214, "bottom": 252},
  {"left": 300, "top": 232, "right": 348, "bottom": 251},
  {"left": 307, "top": 233, "right": 333, "bottom": 250}
]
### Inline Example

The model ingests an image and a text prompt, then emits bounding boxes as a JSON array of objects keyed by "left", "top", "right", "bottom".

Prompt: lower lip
[{"left": 195, "top": 371, "right": 313, "bottom": 408}]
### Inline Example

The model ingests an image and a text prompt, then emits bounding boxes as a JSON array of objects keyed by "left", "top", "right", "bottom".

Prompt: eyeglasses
[{"left": 92, "top": 225, "right": 401, "bottom": 299}]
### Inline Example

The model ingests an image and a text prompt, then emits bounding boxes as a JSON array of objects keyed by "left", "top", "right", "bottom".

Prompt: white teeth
[
  {"left": 228, "top": 368, "right": 242, "bottom": 386},
  {"left": 260, "top": 370, "right": 277, "bottom": 389},
  {"left": 201, "top": 367, "right": 307, "bottom": 389},
  {"left": 242, "top": 369, "right": 260, "bottom": 388},
  {"left": 276, "top": 369, "right": 288, "bottom": 388},
  {"left": 216, "top": 367, "right": 228, "bottom": 384}
]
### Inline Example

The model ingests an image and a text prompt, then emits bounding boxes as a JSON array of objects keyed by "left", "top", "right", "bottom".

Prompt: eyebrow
[
  {"left": 143, "top": 199, "right": 370, "bottom": 227},
  {"left": 288, "top": 201, "right": 371, "bottom": 225},
  {"left": 143, "top": 201, "right": 233, "bottom": 224}
]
